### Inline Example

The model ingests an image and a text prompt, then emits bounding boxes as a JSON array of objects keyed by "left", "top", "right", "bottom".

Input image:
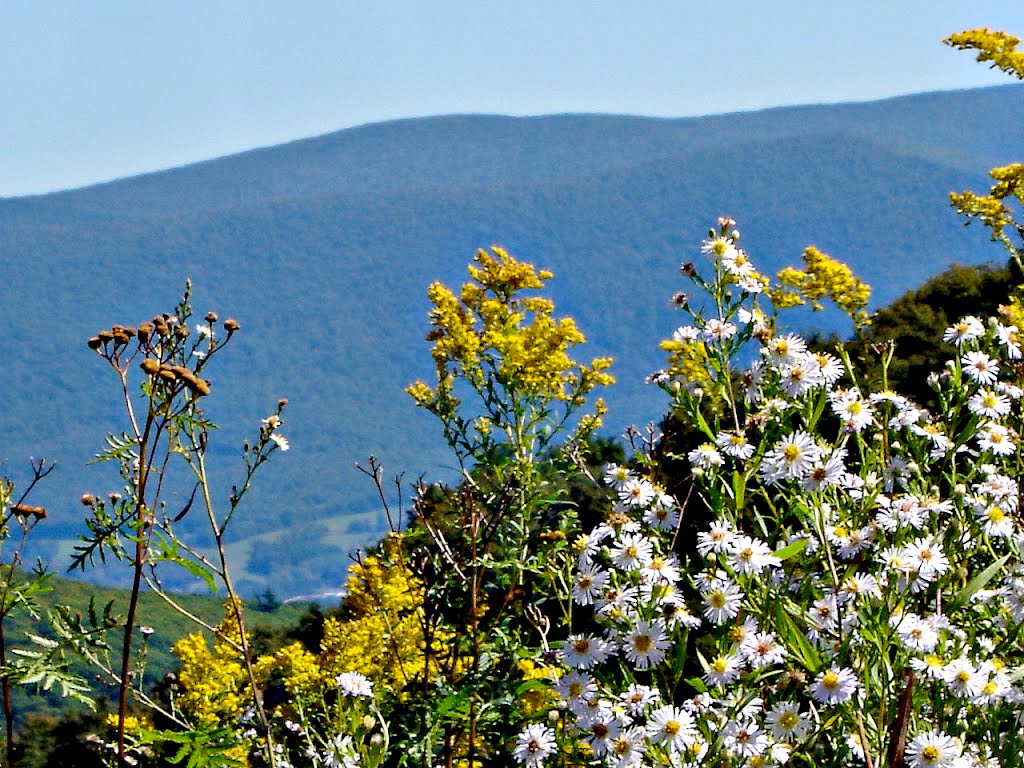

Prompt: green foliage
[{"left": 848, "top": 262, "right": 1015, "bottom": 406}]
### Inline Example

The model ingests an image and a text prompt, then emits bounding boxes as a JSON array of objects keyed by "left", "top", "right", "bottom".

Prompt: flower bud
[{"left": 80, "top": 493, "right": 97, "bottom": 506}]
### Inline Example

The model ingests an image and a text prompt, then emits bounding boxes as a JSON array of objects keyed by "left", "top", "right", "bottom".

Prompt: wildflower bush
[{"left": 8, "top": 23, "right": 1024, "bottom": 768}]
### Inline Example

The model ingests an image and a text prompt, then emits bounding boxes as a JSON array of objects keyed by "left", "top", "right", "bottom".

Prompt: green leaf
[
  {"left": 774, "top": 601, "right": 821, "bottom": 673},
  {"left": 774, "top": 537, "right": 808, "bottom": 561},
  {"left": 949, "top": 553, "right": 1011, "bottom": 613}
]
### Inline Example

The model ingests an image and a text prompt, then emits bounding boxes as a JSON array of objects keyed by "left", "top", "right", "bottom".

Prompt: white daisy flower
[
  {"left": 962, "top": 351, "right": 1000, "bottom": 384},
  {"left": 622, "top": 620, "right": 670, "bottom": 670},
  {"left": 761, "top": 431, "right": 821, "bottom": 483},
  {"left": 905, "top": 729, "right": 960, "bottom": 768},
  {"left": 572, "top": 567, "right": 610, "bottom": 606},
  {"left": 646, "top": 705, "right": 697, "bottom": 751},
  {"left": 715, "top": 430, "right": 756, "bottom": 460},
  {"left": 968, "top": 388, "right": 1011, "bottom": 418},
  {"left": 809, "top": 666, "right": 859, "bottom": 705},
  {"left": 765, "top": 701, "right": 811, "bottom": 741},
  {"left": 618, "top": 477, "right": 657, "bottom": 507},
  {"left": 997, "top": 322, "right": 1022, "bottom": 359},
  {"left": 561, "top": 633, "right": 612, "bottom": 669},
  {"left": 513, "top": 724, "right": 557, "bottom": 767},
  {"left": 701, "top": 579, "right": 744, "bottom": 624},
  {"left": 942, "top": 316, "right": 984, "bottom": 346}
]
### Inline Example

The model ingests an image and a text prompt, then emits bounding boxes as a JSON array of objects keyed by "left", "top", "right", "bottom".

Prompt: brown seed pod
[
  {"left": 174, "top": 325, "right": 189, "bottom": 339},
  {"left": 205, "top": 311, "right": 218, "bottom": 323},
  {"left": 185, "top": 378, "right": 212, "bottom": 396},
  {"left": 80, "top": 493, "right": 97, "bottom": 506},
  {"left": 140, "top": 359, "right": 160, "bottom": 375},
  {"left": 11, "top": 504, "right": 46, "bottom": 520},
  {"left": 97, "top": 330, "right": 114, "bottom": 343},
  {"left": 137, "top": 322, "right": 153, "bottom": 343},
  {"left": 87, "top": 337, "right": 103, "bottom": 351},
  {"left": 223, "top": 318, "right": 240, "bottom": 333},
  {"left": 157, "top": 368, "right": 177, "bottom": 382}
]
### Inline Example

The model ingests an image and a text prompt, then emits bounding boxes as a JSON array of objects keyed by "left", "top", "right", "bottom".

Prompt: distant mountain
[{"left": 2, "top": 85, "right": 1022, "bottom": 597}]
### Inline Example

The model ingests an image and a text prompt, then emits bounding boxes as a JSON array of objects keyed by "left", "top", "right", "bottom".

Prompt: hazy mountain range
[{"left": 2, "top": 84, "right": 1022, "bottom": 597}]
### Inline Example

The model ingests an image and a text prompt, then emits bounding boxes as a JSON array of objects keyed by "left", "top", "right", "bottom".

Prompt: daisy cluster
[{"left": 516, "top": 221, "right": 1024, "bottom": 768}]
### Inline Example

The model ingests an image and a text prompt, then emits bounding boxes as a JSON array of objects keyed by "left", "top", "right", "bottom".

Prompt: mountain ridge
[{"left": 2, "top": 84, "right": 1022, "bottom": 595}]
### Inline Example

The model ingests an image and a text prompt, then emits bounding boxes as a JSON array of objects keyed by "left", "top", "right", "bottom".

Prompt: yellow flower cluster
[
  {"left": 945, "top": 28, "right": 1024, "bottom": 80},
  {"left": 172, "top": 611, "right": 249, "bottom": 730},
  {"left": 658, "top": 339, "right": 716, "bottom": 396},
  {"left": 951, "top": 165, "right": 1024, "bottom": 265},
  {"left": 515, "top": 659, "right": 558, "bottom": 716},
  {"left": 253, "top": 641, "right": 321, "bottom": 698},
  {"left": 320, "top": 536, "right": 450, "bottom": 692},
  {"left": 408, "top": 247, "right": 614, "bottom": 407},
  {"left": 769, "top": 246, "right": 871, "bottom": 329}
]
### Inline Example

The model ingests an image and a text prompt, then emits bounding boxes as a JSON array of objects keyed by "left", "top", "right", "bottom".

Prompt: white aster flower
[
  {"left": 513, "top": 724, "right": 556, "bottom": 767},
  {"left": 962, "top": 351, "right": 1000, "bottom": 384},
  {"left": 765, "top": 701, "right": 811, "bottom": 741},
  {"left": 761, "top": 431, "right": 821, "bottom": 483},
  {"left": 687, "top": 442, "right": 724, "bottom": 470},
  {"left": 618, "top": 477, "right": 657, "bottom": 507},
  {"left": 701, "top": 579, "right": 744, "bottom": 624},
  {"left": 943, "top": 316, "right": 984, "bottom": 346},
  {"left": 646, "top": 705, "right": 697, "bottom": 751},
  {"left": 968, "top": 388, "right": 1011, "bottom": 418},
  {"left": 809, "top": 666, "right": 859, "bottom": 705},
  {"left": 572, "top": 567, "right": 610, "bottom": 606},
  {"left": 561, "top": 633, "right": 612, "bottom": 669},
  {"left": 905, "top": 729, "right": 960, "bottom": 768},
  {"left": 728, "top": 535, "right": 780, "bottom": 576},
  {"left": 611, "top": 533, "right": 654, "bottom": 571},
  {"left": 997, "top": 322, "right": 1022, "bottom": 359},
  {"left": 336, "top": 671, "right": 374, "bottom": 697},
  {"left": 715, "top": 430, "right": 756, "bottom": 460},
  {"left": 622, "top": 620, "right": 670, "bottom": 670}
]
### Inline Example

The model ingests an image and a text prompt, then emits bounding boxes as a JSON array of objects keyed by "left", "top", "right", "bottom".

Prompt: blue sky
[{"left": 4, "top": 1, "right": 1024, "bottom": 197}]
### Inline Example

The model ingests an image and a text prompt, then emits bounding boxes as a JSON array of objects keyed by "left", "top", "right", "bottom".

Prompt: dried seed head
[
  {"left": 12, "top": 504, "right": 46, "bottom": 520},
  {"left": 223, "top": 318, "right": 240, "bottom": 333},
  {"left": 97, "top": 330, "right": 114, "bottom": 343},
  {"left": 205, "top": 311, "right": 218, "bottom": 323},
  {"left": 187, "top": 378, "right": 212, "bottom": 396},
  {"left": 140, "top": 359, "right": 160, "bottom": 375},
  {"left": 113, "top": 331, "right": 130, "bottom": 345},
  {"left": 108, "top": 492, "right": 122, "bottom": 503},
  {"left": 277, "top": 398, "right": 288, "bottom": 410},
  {"left": 80, "top": 493, "right": 97, "bottom": 506},
  {"left": 87, "top": 336, "right": 103, "bottom": 351},
  {"left": 157, "top": 368, "right": 177, "bottom": 382},
  {"left": 137, "top": 322, "right": 153, "bottom": 343},
  {"left": 174, "top": 325, "right": 189, "bottom": 340}
]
